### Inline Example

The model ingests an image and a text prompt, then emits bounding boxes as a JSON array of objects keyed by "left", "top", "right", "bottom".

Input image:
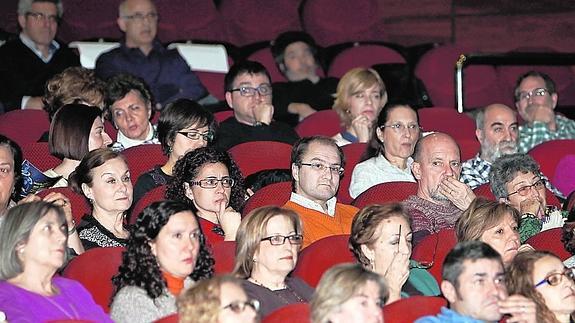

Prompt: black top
[
  {"left": 77, "top": 214, "right": 129, "bottom": 251},
  {"left": 0, "top": 38, "right": 80, "bottom": 110},
  {"left": 214, "top": 117, "right": 299, "bottom": 151},
  {"left": 272, "top": 77, "right": 339, "bottom": 126},
  {"left": 241, "top": 277, "right": 314, "bottom": 317},
  {"left": 132, "top": 165, "right": 172, "bottom": 208}
]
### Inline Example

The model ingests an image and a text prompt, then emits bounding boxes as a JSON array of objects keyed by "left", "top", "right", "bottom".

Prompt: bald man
[{"left": 403, "top": 132, "right": 475, "bottom": 245}]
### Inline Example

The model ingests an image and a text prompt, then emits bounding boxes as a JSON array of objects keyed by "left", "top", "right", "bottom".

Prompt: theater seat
[
  {"left": 352, "top": 181, "right": 418, "bottom": 208},
  {"left": 212, "top": 240, "right": 237, "bottom": 274},
  {"left": 338, "top": 143, "right": 367, "bottom": 205},
  {"left": 412, "top": 229, "right": 457, "bottom": 284},
  {"left": 263, "top": 303, "right": 310, "bottom": 323},
  {"left": 295, "top": 110, "right": 342, "bottom": 138},
  {"left": 327, "top": 43, "right": 406, "bottom": 78},
  {"left": 0, "top": 110, "right": 50, "bottom": 144},
  {"left": 228, "top": 141, "right": 293, "bottom": 177},
  {"left": 382, "top": 296, "right": 447, "bottom": 323},
  {"left": 418, "top": 107, "right": 477, "bottom": 142},
  {"left": 525, "top": 228, "right": 571, "bottom": 261},
  {"left": 130, "top": 185, "right": 166, "bottom": 225},
  {"left": 242, "top": 182, "right": 292, "bottom": 217},
  {"left": 122, "top": 144, "right": 167, "bottom": 185},
  {"left": 153, "top": 314, "right": 179, "bottom": 323},
  {"left": 38, "top": 187, "right": 90, "bottom": 225}
]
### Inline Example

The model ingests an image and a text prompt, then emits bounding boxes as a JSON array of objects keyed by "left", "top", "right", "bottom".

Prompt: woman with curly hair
[
  {"left": 178, "top": 275, "right": 259, "bottom": 323},
  {"left": 507, "top": 250, "right": 575, "bottom": 323},
  {"left": 166, "top": 147, "right": 246, "bottom": 244},
  {"left": 110, "top": 200, "right": 214, "bottom": 323}
]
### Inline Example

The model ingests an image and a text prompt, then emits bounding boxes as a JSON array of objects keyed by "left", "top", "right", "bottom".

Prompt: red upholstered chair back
[
  {"left": 295, "top": 110, "right": 342, "bottom": 138},
  {"left": 338, "top": 143, "right": 367, "bottom": 204},
  {"left": 246, "top": 47, "right": 288, "bottom": 83},
  {"left": 21, "top": 142, "right": 61, "bottom": 171},
  {"left": 456, "top": 138, "right": 481, "bottom": 162},
  {"left": 352, "top": 181, "right": 418, "bottom": 208},
  {"left": 412, "top": 229, "right": 457, "bottom": 284},
  {"left": 214, "top": 110, "right": 234, "bottom": 123},
  {"left": 525, "top": 228, "right": 572, "bottom": 261},
  {"left": 473, "top": 183, "right": 562, "bottom": 208},
  {"left": 130, "top": 185, "right": 166, "bottom": 224},
  {"left": 38, "top": 187, "right": 90, "bottom": 224},
  {"left": 528, "top": 139, "right": 575, "bottom": 184},
  {"left": 327, "top": 44, "right": 406, "bottom": 78},
  {"left": 0, "top": 110, "right": 50, "bottom": 145},
  {"left": 242, "top": 181, "right": 292, "bottom": 217},
  {"left": 58, "top": 0, "right": 122, "bottom": 42},
  {"left": 228, "top": 141, "right": 292, "bottom": 177},
  {"left": 62, "top": 247, "right": 124, "bottom": 313},
  {"left": 418, "top": 107, "right": 477, "bottom": 141},
  {"left": 263, "top": 303, "right": 311, "bottom": 323},
  {"left": 382, "top": 296, "right": 447, "bottom": 323},
  {"left": 195, "top": 56, "right": 234, "bottom": 101},
  {"left": 293, "top": 234, "right": 355, "bottom": 287},
  {"left": 153, "top": 314, "right": 179, "bottom": 323},
  {"left": 104, "top": 120, "right": 118, "bottom": 142},
  {"left": 122, "top": 144, "right": 167, "bottom": 184},
  {"left": 156, "top": 0, "right": 226, "bottom": 43},
  {"left": 212, "top": 240, "right": 237, "bottom": 274}
]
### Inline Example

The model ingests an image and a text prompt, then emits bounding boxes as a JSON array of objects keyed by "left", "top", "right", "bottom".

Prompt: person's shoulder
[
  {"left": 0, "top": 37, "right": 23, "bottom": 52},
  {"left": 336, "top": 202, "right": 359, "bottom": 213},
  {"left": 414, "top": 315, "right": 442, "bottom": 323},
  {"left": 113, "top": 285, "right": 151, "bottom": 302}
]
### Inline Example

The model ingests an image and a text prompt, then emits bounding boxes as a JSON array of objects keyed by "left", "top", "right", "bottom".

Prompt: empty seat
[{"left": 327, "top": 43, "right": 406, "bottom": 78}]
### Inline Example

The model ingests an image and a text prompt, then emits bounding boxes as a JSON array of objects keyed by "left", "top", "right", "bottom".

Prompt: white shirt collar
[
  {"left": 289, "top": 192, "right": 337, "bottom": 216},
  {"left": 116, "top": 122, "right": 155, "bottom": 149},
  {"left": 19, "top": 32, "right": 59, "bottom": 63}
]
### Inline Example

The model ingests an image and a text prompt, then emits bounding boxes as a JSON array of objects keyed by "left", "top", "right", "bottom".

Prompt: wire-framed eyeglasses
[
  {"left": 535, "top": 269, "right": 575, "bottom": 288},
  {"left": 380, "top": 123, "right": 422, "bottom": 134},
  {"left": 190, "top": 177, "right": 235, "bottom": 189},
  {"left": 261, "top": 234, "right": 304, "bottom": 246},
  {"left": 230, "top": 85, "right": 272, "bottom": 97},
  {"left": 299, "top": 162, "right": 344, "bottom": 176},
  {"left": 516, "top": 88, "right": 550, "bottom": 102},
  {"left": 122, "top": 12, "right": 159, "bottom": 22},
  {"left": 26, "top": 12, "right": 59, "bottom": 24},
  {"left": 507, "top": 178, "right": 545, "bottom": 197}
]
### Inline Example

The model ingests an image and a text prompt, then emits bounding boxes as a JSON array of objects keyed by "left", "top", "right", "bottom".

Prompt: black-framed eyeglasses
[
  {"left": 190, "top": 177, "right": 235, "bottom": 189},
  {"left": 230, "top": 85, "right": 272, "bottom": 97},
  {"left": 26, "top": 11, "right": 59, "bottom": 24},
  {"left": 261, "top": 234, "right": 304, "bottom": 246},
  {"left": 380, "top": 123, "right": 422, "bottom": 134},
  {"left": 535, "top": 269, "right": 575, "bottom": 288},
  {"left": 516, "top": 88, "right": 550, "bottom": 102},
  {"left": 299, "top": 162, "right": 344, "bottom": 176},
  {"left": 178, "top": 130, "right": 214, "bottom": 142},
  {"left": 122, "top": 12, "right": 159, "bottom": 22},
  {"left": 221, "top": 299, "right": 260, "bottom": 313},
  {"left": 507, "top": 178, "right": 546, "bottom": 197}
]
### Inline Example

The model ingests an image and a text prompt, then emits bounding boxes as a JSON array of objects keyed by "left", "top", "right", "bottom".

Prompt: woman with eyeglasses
[
  {"left": 132, "top": 99, "right": 216, "bottom": 207},
  {"left": 166, "top": 147, "right": 246, "bottom": 244},
  {"left": 349, "top": 102, "right": 420, "bottom": 199},
  {"left": 349, "top": 203, "right": 440, "bottom": 305},
  {"left": 233, "top": 206, "right": 313, "bottom": 316},
  {"left": 111, "top": 200, "right": 214, "bottom": 323},
  {"left": 507, "top": 250, "right": 575, "bottom": 323},
  {"left": 178, "top": 275, "right": 259, "bottom": 323},
  {"left": 311, "top": 263, "right": 388, "bottom": 323},
  {"left": 332, "top": 68, "right": 387, "bottom": 147}
]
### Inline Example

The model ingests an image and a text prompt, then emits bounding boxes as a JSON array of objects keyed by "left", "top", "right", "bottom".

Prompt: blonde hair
[
  {"left": 178, "top": 275, "right": 241, "bottom": 323},
  {"left": 332, "top": 68, "right": 386, "bottom": 127},
  {"left": 233, "top": 206, "right": 303, "bottom": 278}
]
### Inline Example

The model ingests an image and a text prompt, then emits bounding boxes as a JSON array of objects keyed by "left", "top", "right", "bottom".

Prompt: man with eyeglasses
[
  {"left": 283, "top": 136, "right": 358, "bottom": 248},
  {"left": 416, "top": 241, "right": 537, "bottom": 323},
  {"left": 95, "top": 0, "right": 217, "bottom": 108},
  {"left": 214, "top": 60, "right": 299, "bottom": 151},
  {"left": 404, "top": 132, "right": 476, "bottom": 245},
  {"left": 514, "top": 70, "right": 575, "bottom": 153},
  {"left": 490, "top": 153, "right": 568, "bottom": 243},
  {"left": 0, "top": 0, "right": 79, "bottom": 111}
]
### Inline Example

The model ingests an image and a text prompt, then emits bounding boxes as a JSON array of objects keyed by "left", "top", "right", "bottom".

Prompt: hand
[
  {"left": 287, "top": 103, "right": 316, "bottom": 121},
  {"left": 350, "top": 115, "right": 372, "bottom": 143},
  {"left": 216, "top": 199, "right": 241, "bottom": 241},
  {"left": 17, "top": 193, "right": 42, "bottom": 205},
  {"left": 42, "top": 192, "right": 74, "bottom": 228},
  {"left": 499, "top": 295, "right": 537, "bottom": 323},
  {"left": 519, "top": 198, "right": 544, "bottom": 218},
  {"left": 383, "top": 251, "right": 410, "bottom": 303},
  {"left": 439, "top": 176, "right": 476, "bottom": 210},
  {"left": 528, "top": 103, "right": 555, "bottom": 124},
  {"left": 253, "top": 103, "right": 274, "bottom": 125},
  {"left": 518, "top": 243, "right": 535, "bottom": 253}
]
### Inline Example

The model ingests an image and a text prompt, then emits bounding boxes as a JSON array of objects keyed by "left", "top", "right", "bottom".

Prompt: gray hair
[
  {"left": 489, "top": 153, "right": 541, "bottom": 199},
  {"left": 18, "top": 0, "right": 63, "bottom": 18},
  {"left": 0, "top": 201, "right": 67, "bottom": 280},
  {"left": 310, "top": 263, "right": 388, "bottom": 323}
]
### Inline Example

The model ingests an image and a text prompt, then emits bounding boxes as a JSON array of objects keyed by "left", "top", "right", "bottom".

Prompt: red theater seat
[
  {"left": 38, "top": 187, "right": 90, "bottom": 225},
  {"left": 242, "top": 182, "right": 292, "bottom": 217},
  {"left": 352, "top": 181, "right": 418, "bottom": 208},
  {"left": 525, "top": 228, "right": 572, "bottom": 261},
  {"left": 122, "top": 144, "right": 167, "bottom": 184},
  {"left": 0, "top": 110, "right": 50, "bottom": 145},
  {"left": 418, "top": 107, "right": 477, "bottom": 141},
  {"left": 130, "top": 185, "right": 166, "bottom": 224},
  {"left": 382, "top": 296, "right": 447, "bottom": 323},
  {"left": 327, "top": 43, "right": 406, "bottom": 78},
  {"left": 295, "top": 110, "right": 342, "bottom": 138},
  {"left": 412, "top": 229, "right": 457, "bottom": 284},
  {"left": 228, "top": 141, "right": 292, "bottom": 177},
  {"left": 338, "top": 143, "right": 368, "bottom": 205},
  {"left": 212, "top": 240, "right": 237, "bottom": 274}
]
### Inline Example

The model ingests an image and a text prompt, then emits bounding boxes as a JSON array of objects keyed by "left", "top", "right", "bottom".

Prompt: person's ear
[
  {"left": 225, "top": 91, "right": 234, "bottom": 109},
  {"left": 18, "top": 15, "right": 26, "bottom": 30},
  {"left": 279, "top": 63, "right": 286, "bottom": 73},
  {"left": 291, "top": 163, "right": 299, "bottom": 184},
  {"left": 412, "top": 161, "right": 422, "bottom": 180},
  {"left": 117, "top": 17, "right": 127, "bottom": 32},
  {"left": 81, "top": 183, "right": 93, "bottom": 200},
  {"left": 360, "top": 244, "right": 375, "bottom": 263},
  {"left": 499, "top": 197, "right": 509, "bottom": 204},
  {"left": 551, "top": 93, "right": 558, "bottom": 109},
  {"left": 441, "top": 280, "right": 457, "bottom": 303},
  {"left": 148, "top": 240, "right": 157, "bottom": 257},
  {"left": 475, "top": 128, "right": 483, "bottom": 143},
  {"left": 147, "top": 103, "right": 152, "bottom": 119},
  {"left": 376, "top": 127, "right": 384, "bottom": 142},
  {"left": 183, "top": 182, "right": 194, "bottom": 201}
]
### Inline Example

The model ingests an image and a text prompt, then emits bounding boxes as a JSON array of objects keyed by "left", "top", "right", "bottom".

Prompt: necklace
[{"left": 248, "top": 277, "right": 306, "bottom": 304}]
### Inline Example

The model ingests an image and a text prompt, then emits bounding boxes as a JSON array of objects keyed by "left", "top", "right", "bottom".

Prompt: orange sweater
[{"left": 283, "top": 200, "right": 358, "bottom": 248}]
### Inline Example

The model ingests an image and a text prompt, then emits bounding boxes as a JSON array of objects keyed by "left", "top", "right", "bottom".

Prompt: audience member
[
  {"left": 46, "top": 104, "right": 113, "bottom": 188},
  {"left": 349, "top": 203, "right": 440, "bottom": 304},
  {"left": 106, "top": 74, "right": 159, "bottom": 151},
  {"left": 95, "top": 0, "right": 215, "bottom": 107},
  {"left": 0, "top": 135, "right": 23, "bottom": 218},
  {"left": 507, "top": 251, "right": 575, "bottom": 323},
  {"left": 270, "top": 31, "right": 338, "bottom": 126},
  {"left": 332, "top": 68, "right": 387, "bottom": 146},
  {"left": 215, "top": 60, "right": 299, "bottom": 151},
  {"left": 310, "top": 263, "right": 387, "bottom": 323},
  {"left": 166, "top": 147, "right": 246, "bottom": 244},
  {"left": 0, "top": 202, "right": 111, "bottom": 322},
  {"left": 132, "top": 98, "right": 215, "bottom": 206},
  {"left": 284, "top": 136, "right": 358, "bottom": 248},
  {"left": 403, "top": 132, "right": 475, "bottom": 245},
  {"left": 178, "top": 275, "right": 259, "bottom": 323},
  {"left": 0, "top": 0, "right": 79, "bottom": 111},
  {"left": 234, "top": 206, "right": 313, "bottom": 316},
  {"left": 456, "top": 198, "right": 523, "bottom": 266},
  {"left": 111, "top": 200, "right": 214, "bottom": 322},
  {"left": 415, "top": 241, "right": 537, "bottom": 323},
  {"left": 562, "top": 222, "right": 575, "bottom": 268},
  {"left": 349, "top": 103, "right": 420, "bottom": 198},
  {"left": 490, "top": 153, "right": 567, "bottom": 242},
  {"left": 69, "top": 148, "right": 132, "bottom": 250},
  {"left": 514, "top": 71, "right": 575, "bottom": 153}
]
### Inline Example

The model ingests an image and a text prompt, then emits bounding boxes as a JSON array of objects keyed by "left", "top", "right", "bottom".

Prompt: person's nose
[
  {"left": 399, "top": 236, "right": 411, "bottom": 255},
  {"left": 102, "top": 131, "right": 113, "bottom": 146},
  {"left": 242, "top": 304, "right": 258, "bottom": 321}
]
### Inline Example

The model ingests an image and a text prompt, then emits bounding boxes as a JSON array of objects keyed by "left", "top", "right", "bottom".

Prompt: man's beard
[{"left": 483, "top": 140, "right": 518, "bottom": 162}]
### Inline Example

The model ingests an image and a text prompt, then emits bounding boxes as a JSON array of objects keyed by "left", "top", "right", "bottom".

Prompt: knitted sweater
[{"left": 403, "top": 195, "right": 462, "bottom": 246}]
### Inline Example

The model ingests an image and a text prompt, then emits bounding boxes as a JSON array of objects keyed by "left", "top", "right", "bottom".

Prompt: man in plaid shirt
[{"left": 514, "top": 71, "right": 575, "bottom": 153}]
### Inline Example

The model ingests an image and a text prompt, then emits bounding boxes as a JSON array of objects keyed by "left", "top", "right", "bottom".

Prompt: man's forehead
[
  {"left": 124, "top": 0, "right": 156, "bottom": 13},
  {"left": 234, "top": 72, "right": 270, "bottom": 86},
  {"left": 485, "top": 106, "right": 517, "bottom": 125},
  {"left": 461, "top": 258, "right": 504, "bottom": 277},
  {"left": 30, "top": 1, "right": 57, "bottom": 13},
  {"left": 423, "top": 138, "right": 459, "bottom": 159},
  {"left": 518, "top": 76, "right": 546, "bottom": 91},
  {"left": 303, "top": 142, "right": 341, "bottom": 163}
]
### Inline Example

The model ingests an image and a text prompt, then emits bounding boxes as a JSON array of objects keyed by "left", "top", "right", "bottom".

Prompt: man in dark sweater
[
  {"left": 215, "top": 61, "right": 299, "bottom": 151},
  {"left": 0, "top": 0, "right": 79, "bottom": 112}
]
